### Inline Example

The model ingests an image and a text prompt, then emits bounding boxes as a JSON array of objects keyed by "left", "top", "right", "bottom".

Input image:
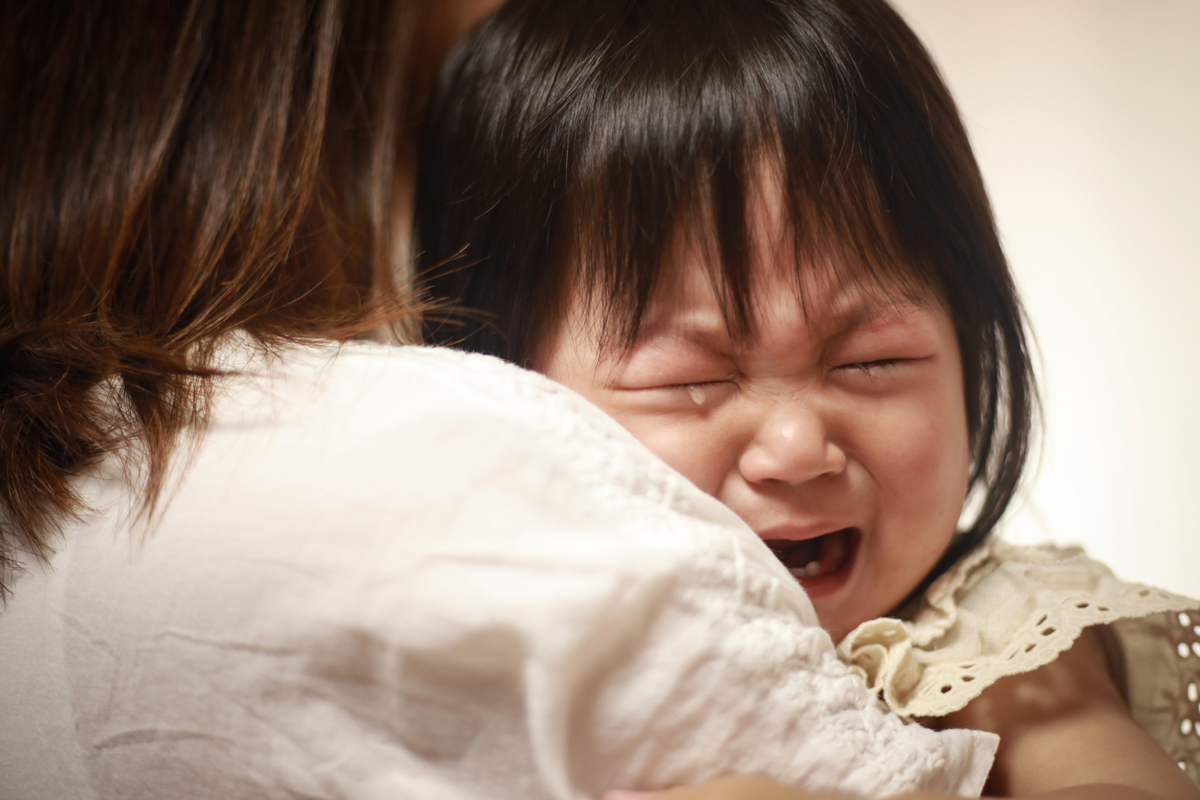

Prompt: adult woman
[{"left": 0, "top": 2, "right": 996, "bottom": 798}]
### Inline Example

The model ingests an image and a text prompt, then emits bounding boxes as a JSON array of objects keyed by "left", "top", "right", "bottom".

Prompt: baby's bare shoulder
[{"left": 944, "top": 628, "right": 1200, "bottom": 800}]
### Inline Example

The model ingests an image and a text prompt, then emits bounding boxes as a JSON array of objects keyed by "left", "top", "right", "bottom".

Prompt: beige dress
[{"left": 838, "top": 539, "right": 1200, "bottom": 781}]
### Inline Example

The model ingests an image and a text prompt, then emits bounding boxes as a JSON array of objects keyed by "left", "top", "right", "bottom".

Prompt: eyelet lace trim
[{"left": 836, "top": 540, "right": 1200, "bottom": 723}]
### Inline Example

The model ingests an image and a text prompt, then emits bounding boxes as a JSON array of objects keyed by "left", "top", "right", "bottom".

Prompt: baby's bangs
[{"left": 562, "top": 0, "right": 942, "bottom": 352}]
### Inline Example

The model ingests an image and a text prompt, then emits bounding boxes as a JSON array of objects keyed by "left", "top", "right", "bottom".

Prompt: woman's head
[
  {"left": 418, "top": 0, "right": 1035, "bottom": 627},
  {"left": 0, "top": 0, "right": 438, "bottom": 590}
]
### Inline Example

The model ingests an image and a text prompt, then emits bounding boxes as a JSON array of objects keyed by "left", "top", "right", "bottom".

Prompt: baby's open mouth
[{"left": 763, "top": 528, "right": 859, "bottom": 581}]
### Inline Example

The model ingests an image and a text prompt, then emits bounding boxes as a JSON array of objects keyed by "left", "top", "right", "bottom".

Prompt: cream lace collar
[{"left": 837, "top": 539, "right": 1200, "bottom": 719}]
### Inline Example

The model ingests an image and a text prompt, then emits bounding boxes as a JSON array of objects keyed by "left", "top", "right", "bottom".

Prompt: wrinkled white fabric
[
  {"left": 838, "top": 539, "right": 1200, "bottom": 778},
  {"left": 0, "top": 343, "right": 996, "bottom": 800}
]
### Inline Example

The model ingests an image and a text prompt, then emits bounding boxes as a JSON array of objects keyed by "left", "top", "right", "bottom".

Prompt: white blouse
[{"left": 0, "top": 341, "right": 995, "bottom": 800}]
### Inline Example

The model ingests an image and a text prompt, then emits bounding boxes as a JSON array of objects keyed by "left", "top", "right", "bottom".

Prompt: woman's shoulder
[
  {"left": 199, "top": 340, "right": 741, "bottom": 524},
  {"left": 219, "top": 341, "right": 674, "bottom": 467}
]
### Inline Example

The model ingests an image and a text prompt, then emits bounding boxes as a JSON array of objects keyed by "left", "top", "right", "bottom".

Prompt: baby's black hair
[{"left": 416, "top": 0, "right": 1037, "bottom": 591}]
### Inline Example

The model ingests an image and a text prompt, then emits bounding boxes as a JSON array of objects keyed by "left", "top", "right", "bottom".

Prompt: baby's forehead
[{"left": 638, "top": 252, "right": 937, "bottom": 341}]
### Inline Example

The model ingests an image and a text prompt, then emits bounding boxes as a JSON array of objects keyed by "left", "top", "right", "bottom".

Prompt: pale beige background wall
[{"left": 889, "top": 0, "right": 1200, "bottom": 596}]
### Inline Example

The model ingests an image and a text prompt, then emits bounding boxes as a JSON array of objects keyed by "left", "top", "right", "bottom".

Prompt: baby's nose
[{"left": 737, "top": 404, "right": 846, "bottom": 486}]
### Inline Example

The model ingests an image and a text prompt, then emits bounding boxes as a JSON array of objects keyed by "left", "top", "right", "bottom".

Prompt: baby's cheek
[
  {"left": 616, "top": 414, "right": 731, "bottom": 495},
  {"left": 872, "top": 400, "right": 970, "bottom": 518},
  {"left": 888, "top": 412, "right": 957, "bottom": 474}
]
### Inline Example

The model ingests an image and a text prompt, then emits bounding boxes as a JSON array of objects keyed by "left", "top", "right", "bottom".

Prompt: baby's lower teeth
[{"left": 788, "top": 560, "right": 825, "bottom": 579}]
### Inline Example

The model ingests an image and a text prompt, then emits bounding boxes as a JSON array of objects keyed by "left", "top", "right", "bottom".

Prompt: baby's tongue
[{"left": 764, "top": 538, "right": 821, "bottom": 570}]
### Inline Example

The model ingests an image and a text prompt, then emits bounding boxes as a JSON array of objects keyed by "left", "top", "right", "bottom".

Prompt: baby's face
[{"left": 538, "top": 232, "right": 970, "bottom": 641}]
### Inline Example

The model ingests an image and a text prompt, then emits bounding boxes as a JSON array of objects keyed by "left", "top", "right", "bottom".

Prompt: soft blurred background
[{"left": 889, "top": 0, "right": 1200, "bottom": 596}]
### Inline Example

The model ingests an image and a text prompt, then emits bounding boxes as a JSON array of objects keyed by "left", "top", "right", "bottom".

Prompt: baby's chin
[
  {"left": 812, "top": 591, "right": 913, "bottom": 644},
  {"left": 767, "top": 528, "right": 877, "bottom": 640},
  {"left": 813, "top": 607, "right": 864, "bottom": 645},
  {"left": 809, "top": 591, "right": 899, "bottom": 645}
]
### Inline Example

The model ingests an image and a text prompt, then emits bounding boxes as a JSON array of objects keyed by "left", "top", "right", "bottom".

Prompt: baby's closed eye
[
  {"left": 615, "top": 340, "right": 739, "bottom": 400},
  {"left": 836, "top": 358, "right": 907, "bottom": 376},
  {"left": 623, "top": 377, "right": 739, "bottom": 411}
]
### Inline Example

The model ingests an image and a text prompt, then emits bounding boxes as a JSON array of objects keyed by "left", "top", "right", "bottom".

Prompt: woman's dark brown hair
[
  {"left": 417, "top": 0, "right": 1038, "bottom": 595},
  {"left": 0, "top": 0, "right": 420, "bottom": 593}
]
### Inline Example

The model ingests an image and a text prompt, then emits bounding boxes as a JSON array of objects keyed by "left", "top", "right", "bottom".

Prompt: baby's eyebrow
[
  {"left": 636, "top": 307, "right": 731, "bottom": 346},
  {"left": 823, "top": 292, "right": 934, "bottom": 337},
  {"left": 632, "top": 286, "right": 934, "bottom": 348}
]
